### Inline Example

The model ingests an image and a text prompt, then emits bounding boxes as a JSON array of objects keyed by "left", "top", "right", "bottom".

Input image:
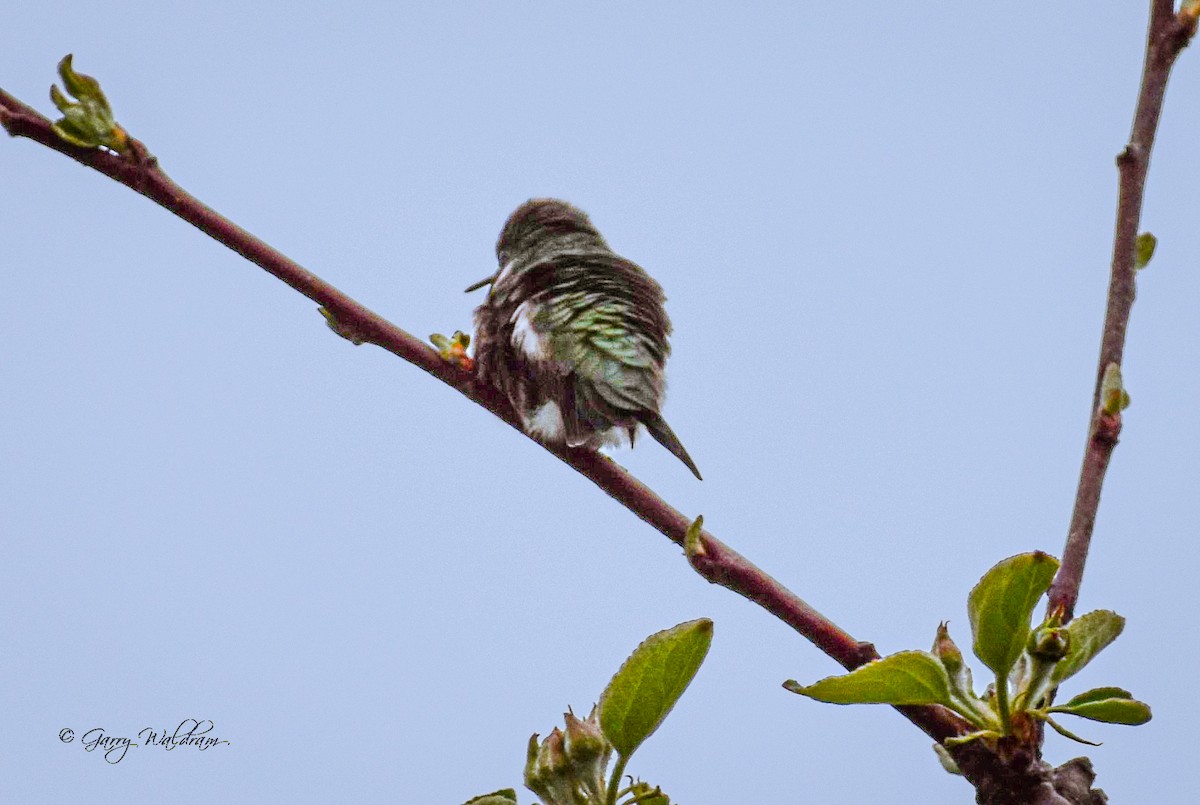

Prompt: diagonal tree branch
[
  {"left": 1047, "top": 1, "right": 1197, "bottom": 622},
  {"left": 1, "top": 79, "right": 969, "bottom": 747}
]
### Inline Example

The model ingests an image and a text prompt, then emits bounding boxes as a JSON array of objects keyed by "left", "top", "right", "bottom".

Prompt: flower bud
[
  {"left": 932, "top": 622, "right": 974, "bottom": 696},
  {"left": 523, "top": 729, "right": 573, "bottom": 805},
  {"left": 1027, "top": 624, "right": 1070, "bottom": 663},
  {"left": 932, "top": 622, "right": 963, "bottom": 674},
  {"left": 563, "top": 708, "right": 611, "bottom": 801}
]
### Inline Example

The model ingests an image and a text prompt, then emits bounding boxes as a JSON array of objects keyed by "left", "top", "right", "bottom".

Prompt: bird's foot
[{"left": 430, "top": 330, "right": 475, "bottom": 372}]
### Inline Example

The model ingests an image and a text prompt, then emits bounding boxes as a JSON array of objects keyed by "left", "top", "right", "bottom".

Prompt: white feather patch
[
  {"left": 510, "top": 300, "right": 546, "bottom": 359},
  {"left": 523, "top": 401, "right": 565, "bottom": 441},
  {"left": 578, "top": 426, "right": 632, "bottom": 450}
]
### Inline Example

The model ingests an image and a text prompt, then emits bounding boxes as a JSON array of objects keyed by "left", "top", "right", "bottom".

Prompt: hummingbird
[{"left": 466, "top": 199, "right": 702, "bottom": 480}]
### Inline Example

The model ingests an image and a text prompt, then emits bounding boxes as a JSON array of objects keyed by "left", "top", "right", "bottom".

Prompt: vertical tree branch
[{"left": 1047, "top": 2, "right": 1196, "bottom": 621}]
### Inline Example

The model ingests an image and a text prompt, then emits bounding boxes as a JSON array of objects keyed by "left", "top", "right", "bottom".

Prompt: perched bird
[{"left": 467, "top": 199, "right": 702, "bottom": 480}]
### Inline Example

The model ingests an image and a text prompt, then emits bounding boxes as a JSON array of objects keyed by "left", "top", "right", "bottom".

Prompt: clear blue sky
[{"left": 3, "top": 3, "right": 1198, "bottom": 803}]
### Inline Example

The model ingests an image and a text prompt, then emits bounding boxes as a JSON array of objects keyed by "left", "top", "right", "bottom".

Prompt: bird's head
[{"left": 466, "top": 198, "right": 608, "bottom": 293}]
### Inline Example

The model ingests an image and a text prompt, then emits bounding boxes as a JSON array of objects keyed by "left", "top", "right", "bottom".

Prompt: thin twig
[{"left": 1047, "top": 2, "right": 1197, "bottom": 621}]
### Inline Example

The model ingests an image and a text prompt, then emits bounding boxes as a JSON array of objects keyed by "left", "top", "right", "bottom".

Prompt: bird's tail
[{"left": 638, "top": 411, "right": 703, "bottom": 480}]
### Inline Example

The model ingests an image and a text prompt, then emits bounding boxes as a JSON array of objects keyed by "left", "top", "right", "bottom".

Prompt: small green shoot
[
  {"left": 1134, "top": 232, "right": 1157, "bottom": 270},
  {"left": 1099, "top": 363, "right": 1131, "bottom": 415},
  {"left": 49, "top": 55, "right": 128, "bottom": 151}
]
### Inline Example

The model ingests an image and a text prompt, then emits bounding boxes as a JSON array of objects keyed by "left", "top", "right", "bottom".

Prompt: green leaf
[
  {"left": 462, "top": 789, "right": 518, "bottom": 805},
  {"left": 967, "top": 552, "right": 1059, "bottom": 680},
  {"left": 59, "top": 54, "right": 101, "bottom": 99},
  {"left": 1135, "top": 232, "right": 1157, "bottom": 270},
  {"left": 1044, "top": 717, "right": 1101, "bottom": 746},
  {"left": 1062, "top": 686, "right": 1133, "bottom": 706},
  {"left": 783, "top": 651, "right": 954, "bottom": 707},
  {"left": 1050, "top": 692, "right": 1151, "bottom": 725},
  {"left": 598, "top": 618, "right": 713, "bottom": 758},
  {"left": 1052, "top": 610, "right": 1124, "bottom": 683}
]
